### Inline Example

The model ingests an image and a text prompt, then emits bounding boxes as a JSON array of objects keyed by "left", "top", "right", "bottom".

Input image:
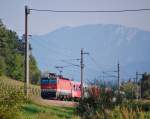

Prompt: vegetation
[
  {"left": 76, "top": 86, "right": 150, "bottom": 119},
  {"left": 21, "top": 103, "right": 76, "bottom": 119},
  {"left": 141, "top": 73, "right": 150, "bottom": 99},
  {"left": 120, "top": 80, "right": 137, "bottom": 99},
  {"left": 76, "top": 86, "right": 115, "bottom": 119},
  {"left": 1, "top": 18, "right": 150, "bottom": 119},
  {"left": 0, "top": 79, "right": 26, "bottom": 119},
  {"left": 0, "top": 76, "right": 78, "bottom": 119},
  {"left": 0, "top": 18, "right": 76, "bottom": 118},
  {"left": 0, "top": 76, "right": 40, "bottom": 96},
  {"left": 0, "top": 19, "right": 40, "bottom": 84}
]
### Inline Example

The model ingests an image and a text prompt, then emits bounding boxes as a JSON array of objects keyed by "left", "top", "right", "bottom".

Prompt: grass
[
  {"left": 0, "top": 76, "right": 40, "bottom": 89},
  {"left": 0, "top": 76, "right": 77, "bottom": 119},
  {"left": 0, "top": 76, "right": 40, "bottom": 96},
  {"left": 21, "top": 103, "right": 75, "bottom": 119},
  {"left": 1, "top": 76, "right": 150, "bottom": 119}
]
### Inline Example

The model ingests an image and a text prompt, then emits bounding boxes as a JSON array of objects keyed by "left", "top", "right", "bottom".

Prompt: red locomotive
[{"left": 41, "top": 73, "right": 81, "bottom": 100}]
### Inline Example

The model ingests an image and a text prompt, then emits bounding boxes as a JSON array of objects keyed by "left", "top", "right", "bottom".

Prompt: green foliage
[
  {"left": 21, "top": 103, "right": 76, "bottom": 119},
  {"left": 122, "top": 101, "right": 150, "bottom": 112},
  {"left": 8, "top": 54, "right": 24, "bottom": 80},
  {"left": 112, "top": 106, "right": 150, "bottom": 119},
  {"left": 0, "top": 19, "right": 40, "bottom": 84},
  {"left": 30, "top": 55, "right": 41, "bottom": 84},
  {"left": 76, "top": 87, "right": 115, "bottom": 119},
  {"left": 0, "top": 86, "right": 26, "bottom": 119},
  {"left": 0, "top": 57, "right": 6, "bottom": 76},
  {"left": 121, "top": 81, "right": 137, "bottom": 99},
  {"left": 77, "top": 97, "right": 150, "bottom": 119},
  {"left": 76, "top": 84, "right": 150, "bottom": 119},
  {"left": 141, "top": 73, "right": 150, "bottom": 98}
]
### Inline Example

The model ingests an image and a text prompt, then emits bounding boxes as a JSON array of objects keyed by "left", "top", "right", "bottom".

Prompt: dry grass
[{"left": 0, "top": 76, "right": 40, "bottom": 96}]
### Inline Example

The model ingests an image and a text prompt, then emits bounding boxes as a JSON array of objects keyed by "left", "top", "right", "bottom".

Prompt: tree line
[{"left": 0, "top": 19, "right": 40, "bottom": 84}]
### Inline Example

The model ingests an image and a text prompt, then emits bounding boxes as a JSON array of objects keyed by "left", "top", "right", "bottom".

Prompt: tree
[
  {"left": 0, "top": 19, "right": 41, "bottom": 84},
  {"left": 0, "top": 57, "right": 6, "bottom": 76},
  {"left": 30, "top": 55, "right": 41, "bottom": 84},
  {"left": 120, "top": 80, "right": 137, "bottom": 99},
  {"left": 141, "top": 73, "right": 150, "bottom": 98}
]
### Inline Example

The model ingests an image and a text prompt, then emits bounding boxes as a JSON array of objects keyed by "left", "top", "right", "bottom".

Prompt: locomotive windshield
[{"left": 41, "top": 77, "right": 57, "bottom": 84}]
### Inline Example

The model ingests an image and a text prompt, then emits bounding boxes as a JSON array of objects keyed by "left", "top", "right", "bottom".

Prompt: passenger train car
[{"left": 41, "top": 73, "right": 81, "bottom": 100}]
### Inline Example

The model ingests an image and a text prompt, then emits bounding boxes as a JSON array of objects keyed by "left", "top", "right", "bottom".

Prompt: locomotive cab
[{"left": 41, "top": 73, "right": 57, "bottom": 99}]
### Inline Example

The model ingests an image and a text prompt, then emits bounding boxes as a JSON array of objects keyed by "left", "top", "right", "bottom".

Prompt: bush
[
  {"left": 122, "top": 101, "right": 150, "bottom": 112},
  {"left": 76, "top": 85, "right": 150, "bottom": 119},
  {"left": 94, "top": 106, "right": 150, "bottom": 119},
  {"left": 0, "top": 87, "right": 26, "bottom": 119},
  {"left": 76, "top": 87, "right": 115, "bottom": 119}
]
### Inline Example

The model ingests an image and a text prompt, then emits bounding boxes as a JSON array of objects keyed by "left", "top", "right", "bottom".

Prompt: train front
[{"left": 41, "top": 73, "right": 57, "bottom": 99}]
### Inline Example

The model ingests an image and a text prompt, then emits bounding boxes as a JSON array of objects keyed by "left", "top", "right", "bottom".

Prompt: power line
[
  {"left": 32, "top": 37, "right": 72, "bottom": 54},
  {"left": 30, "top": 8, "right": 150, "bottom": 13},
  {"left": 31, "top": 39, "right": 72, "bottom": 58},
  {"left": 88, "top": 55, "right": 102, "bottom": 70},
  {"left": 103, "top": 72, "right": 117, "bottom": 78},
  {"left": 55, "top": 65, "right": 75, "bottom": 75},
  {"left": 61, "top": 59, "right": 80, "bottom": 67}
]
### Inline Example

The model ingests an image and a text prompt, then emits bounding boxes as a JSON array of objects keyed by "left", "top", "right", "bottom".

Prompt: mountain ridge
[{"left": 31, "top": 24, "right": 150, "bottom": 81}]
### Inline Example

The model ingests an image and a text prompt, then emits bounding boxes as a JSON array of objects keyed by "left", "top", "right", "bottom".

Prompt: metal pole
[
  {"left": 117, "top": 63, "right": 120, "bottom": 95},
  {"left": 102, "top": 71, "right": 105, "bottom": 89},
  {"left": 25, "top": 5, "right": 30, "bottom": 97},
  {"left": 81, "top": 48, "right": 84, "bottom": 99},
  {"left": 136, "top": 72, "right": 138, "bottom": 100},
  {"left": 80, "top": 49, "right": 89, "bottom": 99},
  {"left": 140, "top": 78, "right": 142, "bottom": 99}
]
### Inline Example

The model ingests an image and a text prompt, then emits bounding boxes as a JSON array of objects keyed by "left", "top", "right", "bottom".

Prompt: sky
[
  {"left": 0, "top": 0, "right": 150, "bottom": 36},
  {"left": 0, "top": 0, "right": 150, "bottom": 82}
]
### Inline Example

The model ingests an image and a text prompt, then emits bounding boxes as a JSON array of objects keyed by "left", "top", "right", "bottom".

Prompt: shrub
[
  {"left": 94, "top": 106, "right": 150, "bottom": 119},
  {"left": 122, "top": 101, "right": 150, "bottom": 112},
  {"left": 76, "top": 87, "right": 115, "bottom": 119},
  {"left": 0, "top": 87, "right": 26, "bottom": 119}
]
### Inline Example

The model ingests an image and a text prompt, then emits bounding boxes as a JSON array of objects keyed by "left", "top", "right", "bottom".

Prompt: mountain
[{"left": 30, "top": 24, "right": 150, "bottom": 82}]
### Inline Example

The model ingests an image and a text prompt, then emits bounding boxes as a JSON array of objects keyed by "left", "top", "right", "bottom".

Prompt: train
[{"left": 41, "top": 73, "right": 81, "bottom": 100}]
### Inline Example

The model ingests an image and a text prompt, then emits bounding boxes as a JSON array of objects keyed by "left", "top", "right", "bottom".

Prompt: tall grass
[
  {"left": 0, "top": 76, "right": 77, "bottom": 119},
  {"left": 76, "top": 86, "right": 150, "bottom": 119},
  {"left": 0, "top": 82, "right": 26, "bottom": 119},
  {"left": 0, "top": 76, "right": 40, "bottom": 96}
]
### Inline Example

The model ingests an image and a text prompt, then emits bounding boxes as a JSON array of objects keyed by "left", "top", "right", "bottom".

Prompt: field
[
  {"left": 1, "top": 76, "right": 150, "bottom": 119},
  {"left": 0, "top": 76, "right": 78, "bottom": 119},
  {"left": 0, "top": 76, "right": 40, "bottom": 96},
  {"left": 21, "top": 103, "right": 76, "bottom": 119}
]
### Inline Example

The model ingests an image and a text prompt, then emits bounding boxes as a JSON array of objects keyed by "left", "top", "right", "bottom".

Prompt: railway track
[{"left": 31, "top": 96, "right": 78, "bottom": 107}]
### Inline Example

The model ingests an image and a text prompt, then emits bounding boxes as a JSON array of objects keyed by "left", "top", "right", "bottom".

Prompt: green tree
[
  {"left": 120, "top": 80, "right": 137, "bottom": 99},
  {"left": 30, "top": 55, "right": 41, "bottom": 84},
  {"left": 9, "top": 54, "right": 24, "bottom": 80},
  {"left": 0, "top": 19, "right": 41, "bottom": 84},
  {"left": 141, "top": 73, "right": 150, "bottom": 98},
  {"left": 0, "top": 57, "right": 6, "bottom": 76}
]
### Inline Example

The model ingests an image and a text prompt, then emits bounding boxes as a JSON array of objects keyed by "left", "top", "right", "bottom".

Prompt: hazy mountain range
[{"left": 30, "top": 24, "right": 150, "bottom": 82}]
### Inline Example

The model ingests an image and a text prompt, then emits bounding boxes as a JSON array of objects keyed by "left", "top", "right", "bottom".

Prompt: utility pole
[
  {"left": 102, "top": 71, "right": 105, "bottom": 89},
  {"left": 25, "top": 5, "right": 30, "bottom": 97},
  {"left": 135, "top": 72, "right": 143, "bottom": 100},
  {"left": 136, "top": 72, "right": 138, "bottom": 100},
  {"left": 117, "top": 62, "right": 120, "bottom": 95},
  {"left": 80, "top": 48, "right": 89, "bottom": 99}
]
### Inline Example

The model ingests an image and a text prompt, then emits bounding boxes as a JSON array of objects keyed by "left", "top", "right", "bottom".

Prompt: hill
[
  {"left": 0, "top": 76, "right": 40, "bottom": 96},
  {"left": 31, "top": 24, "right": 150, "bottom": 81}
]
